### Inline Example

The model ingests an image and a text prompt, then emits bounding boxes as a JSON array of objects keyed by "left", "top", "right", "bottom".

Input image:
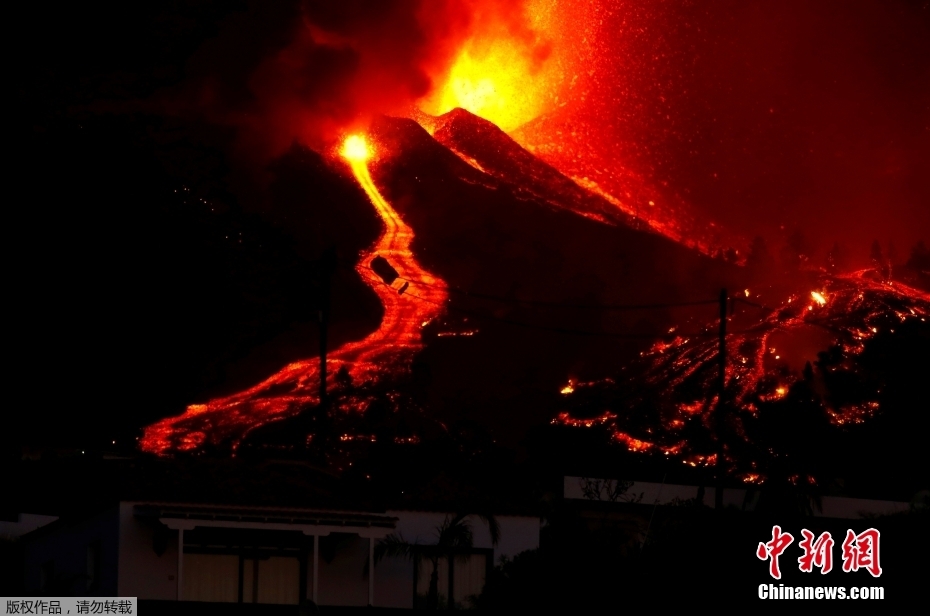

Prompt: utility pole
[
  {"left": 715, "top": 288, "right": 727, "bottom": 510},
  {"left": 718, "top": 288, "right": 727, "bottom": 405},
  {"left": 318, "top": 247, "right": 338, "bottom": 405}
]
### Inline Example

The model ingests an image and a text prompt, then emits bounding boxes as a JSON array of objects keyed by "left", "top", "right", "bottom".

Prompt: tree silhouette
[
  {"left": 825, "top": 242, "right": 849, "bottom": 274},
  {"left": 906, "top": 241, "right": 929, "bottom": 273},
  {"left": 870, "top": 239, "right": 884, "bottom": 266},
  {"left": 870, "top": 240, "right": 891, "bottom": 280},
  {"left": 747, "top": 236, "right": 775, "bottom": 277},
  {"left": 887, "top": 240, "right": 898, "bottom": 266},
  {"left": 375, "top": 513, "right": 500, "bottom": 610},
  {"left": 780, "top": 230, "right": 811, "bottom": 272}
]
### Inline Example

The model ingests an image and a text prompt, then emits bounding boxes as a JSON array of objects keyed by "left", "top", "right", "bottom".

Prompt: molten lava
[{"left": 140, "top": 135, "right": 447, "bottom": 454}]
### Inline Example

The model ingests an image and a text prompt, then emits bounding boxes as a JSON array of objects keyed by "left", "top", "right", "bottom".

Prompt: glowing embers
[
  {"left": 551, "top": 272, "right": 930, "bottom": 480},
  {"left": 435, "top": 329, "right": 479, "bottom": 338},
  {"left": 552, "top": 411, "right": 616, "bottom": 428},
  {"left": 683, "top": 453, "right": 717, "bottom": 468},
  {"left": 555, "top": 377, "right": 613, "bottom": 397},
  {"left": 510, "top": 119, "right": 747, "bottom": 261},
  {"left": 424, "top": 314, "right": 479, "bottom": 339},
  {"left": 611, "top": 431, "right": 653, "bottom": 452},
  {"left": 768, "top": 385, "right": 788, "bottom": 401},
  {"left": 677, "top": 400, "right": 705, "bottom": 415},
  {"left": 827, "top": 401, "right": 880, "bottom": 426},
  {"left": 339, "top": 433, "right": 377, "bottom": 443},
  {"left": 138, "top": 134, "right": 448, "bottom": 455}
]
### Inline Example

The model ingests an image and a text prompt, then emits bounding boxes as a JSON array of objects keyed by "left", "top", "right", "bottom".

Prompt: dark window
[
  {"left": 40, "top": 560, "right": 54, "bottom": 592},
  {"left": 413, "top": 548, "right": 491, "bottom": 610},
  {"left": 86, "top": 541, "right": 102, "bottom": 593}
]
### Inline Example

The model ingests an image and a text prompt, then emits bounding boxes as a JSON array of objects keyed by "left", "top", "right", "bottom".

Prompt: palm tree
[{"left": 375, "top": 513, "right": 500, "bottom": 610}]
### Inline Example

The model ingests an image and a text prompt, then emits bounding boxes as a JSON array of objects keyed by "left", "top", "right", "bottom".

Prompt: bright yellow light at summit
[{"left": 342, "top": 135, "right": 371, "bottom": 162}]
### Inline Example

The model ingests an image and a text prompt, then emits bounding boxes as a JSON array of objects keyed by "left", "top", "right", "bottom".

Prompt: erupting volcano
[
  {"left": 140, "top": 135, "right": 447, "bottom": 454},
  {"left": 136, "top": 0, "right": 928, "bottom": 468}
]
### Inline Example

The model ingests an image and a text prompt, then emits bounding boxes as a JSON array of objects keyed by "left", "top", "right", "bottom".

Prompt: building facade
[{"left": 22, "top": 502, "right": 540, "bottom": 609}]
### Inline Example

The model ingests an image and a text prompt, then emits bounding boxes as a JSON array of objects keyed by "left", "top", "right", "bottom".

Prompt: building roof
[
  {"left": 132, "top": 502, "right": 399, "bottom": 538},
  {"left": 133, "top": 502, "right": 397, "bottom": 530}
]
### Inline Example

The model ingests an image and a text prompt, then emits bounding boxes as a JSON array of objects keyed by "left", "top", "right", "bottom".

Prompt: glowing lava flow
[
  {"left": 339, "top": 136, "right": 448, "bottom": 358},
  {"left": 139, "top": 135, "right": 447, "bottom": 454},
  {"left": 554, "top": 268, "right": 930, "bottom": 478}
]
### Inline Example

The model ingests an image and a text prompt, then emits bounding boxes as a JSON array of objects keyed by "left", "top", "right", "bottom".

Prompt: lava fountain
[
  {"left": 139, "top": 135, "right": 447, "bottom": 454},
  {"left": 414, "top": 0, "right": 742, "bottom": 259},
  {"left": 417, "top": 0, "right": 577, "bottom": 132}
]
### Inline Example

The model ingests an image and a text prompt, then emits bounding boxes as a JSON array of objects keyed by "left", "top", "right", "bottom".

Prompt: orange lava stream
[
  {"left": 341, "top": 140, "right": 448, "bottom": 361},
  {"left": 139, "top": 136, "right": 447, "bottom": 455}
]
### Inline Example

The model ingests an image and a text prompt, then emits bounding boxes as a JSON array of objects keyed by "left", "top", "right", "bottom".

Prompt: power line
[
  {"left": 412, "top": 290, "right": 718, "bottom": 339},
  {"left": 732, "top": 297, "right": 850, "bottom": 341},
  {"left": 354, "top": 269, "right": 723, "bottom": 340},
  {"left": 443, "top": 286, "right": 719, "bottom": 311},
  {"left": 351, "top": 261, "right": 720, "bottom": 312},
  {"left": 734, "top": 297, "right": 779, "bottom": 312},
  {"left": 344, "top": 259, "right": 784, "bottom": 340}
]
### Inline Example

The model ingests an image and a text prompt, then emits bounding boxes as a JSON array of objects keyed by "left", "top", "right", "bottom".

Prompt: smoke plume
[{"left": 171, "top": 0, "right": 539, "bottom": 161}]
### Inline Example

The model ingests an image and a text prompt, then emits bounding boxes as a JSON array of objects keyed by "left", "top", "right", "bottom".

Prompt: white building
[{"left": 22, "top": 502, "right": 540, "bottom": 609}]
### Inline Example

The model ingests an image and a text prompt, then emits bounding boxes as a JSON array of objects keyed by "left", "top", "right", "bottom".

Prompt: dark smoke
[{"left": 168, "top": 0, "right": 532, "bottom": 162}]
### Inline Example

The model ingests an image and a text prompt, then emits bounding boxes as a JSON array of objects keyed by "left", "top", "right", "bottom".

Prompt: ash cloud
[{"left": 169, "top": 0, "right": 534, "bottom": 161}]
